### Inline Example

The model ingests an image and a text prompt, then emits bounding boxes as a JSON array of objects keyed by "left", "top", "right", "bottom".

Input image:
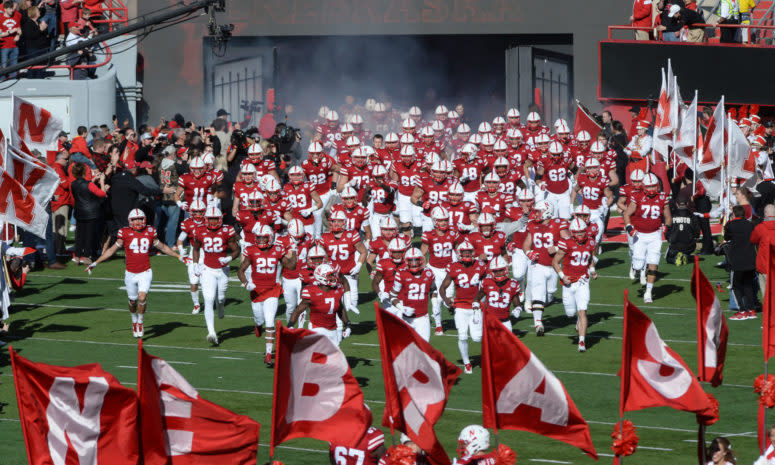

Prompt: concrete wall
[{"left": 139, "top": 0, "right": 631, "bottom": 123}]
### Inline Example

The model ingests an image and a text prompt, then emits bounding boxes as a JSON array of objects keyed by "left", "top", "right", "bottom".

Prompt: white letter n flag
[
  {"left": 481, "top": 311, "right": 597, "bottom": 459},
  {"left": 10, "top": 346, "right": 140, "bottom": 465}
]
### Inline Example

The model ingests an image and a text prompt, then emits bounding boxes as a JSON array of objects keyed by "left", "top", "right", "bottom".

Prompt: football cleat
[
  {"left": 643, "top": 289, "right": 653, "bottom": 304},
  {"left": 264, "top": 353, "right": 274, "bottom": 367},
  {"left": 435, "top": 326, "right": 444, "bottom": 336},
  {"left": 132, "top": 323, "right": 138, "bottom": 338},
  {"left": 535, "top": 323, "right": 545, "bottom": 336},
  {"left": 729, "top": 311, "right": 747, "bottom": 321},
  {"left": 578, "top": 341, "right": 586, "bottom": 353},
  {"left": 464, "top": 363, "right": 473, "bottom": 374},
  {"left": 137, "top": 323, "right": 144, "bottom": 338},
  {"left": 255, "top": 325, "right": 264, "bottom": 338},
  {"left": 629, "top": 268, "right": 636, "bottom": 280},
  {"left": 192, "top": 304, "right": 201, "bottom": 315},
  {"left": 207, "top": 332, "right": 219, "bottom": 346}
]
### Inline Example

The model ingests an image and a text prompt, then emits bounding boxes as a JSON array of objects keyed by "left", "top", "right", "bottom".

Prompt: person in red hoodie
[
  {"left": 630, "top": 0, "right": 654, "bottom": 40},
  {"left": 51, "top": 151, "right": 73, "bottom": 262},
  {"left": 751, "top": 204, "right": 775, "bottom": 300}
]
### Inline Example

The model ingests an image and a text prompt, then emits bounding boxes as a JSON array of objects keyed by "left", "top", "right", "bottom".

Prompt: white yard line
[{"left": 211, "top": 356, "right": 246, "bottom": 360}]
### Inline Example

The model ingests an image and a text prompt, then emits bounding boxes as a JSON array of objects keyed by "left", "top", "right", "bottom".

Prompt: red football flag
[
  {"left": 620, "top": 295, "right": 714, "bottom": 416},
  {"left": 481, "top": 311, "right": 597, "bottom": 459},
  {"left": 10, "top": 347, "right": 140, "bottom": 465},
  {"left": 137, "top": 341, "right": 260, "bottom": 465},
  {"left": 691, "top": 258, "right": 729, "bottom": 387},
  {"left": 271, "top": 325, "right": 371, "bottom": 456},
  {"left": 375, "top": 304, "right": 461, "bottom": 465},
  {"left": 573, "top": 101, "right": 602, "bottom": 137},
  {"left": 763, "top": 244, "right": 775, "bottom": 362}
]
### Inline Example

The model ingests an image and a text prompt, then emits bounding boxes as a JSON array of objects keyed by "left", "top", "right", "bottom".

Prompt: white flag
[
  {"left": 673, "top": 91, "right": 697, "bottom": 166},
  {"left": 6, "top": 144, "right": 59, "bottom": 206},
  {"left": 0, "top": 164, "right": 50, "bottom": 238},
  {"left": 10, "top": 95, "right": 63, "bottom": 162},
  {"left": 727, "top": 119, "right": 754, "bottom": 181},
  {"left": 698, "top": 96, "right": 725, "bottom": 172}
]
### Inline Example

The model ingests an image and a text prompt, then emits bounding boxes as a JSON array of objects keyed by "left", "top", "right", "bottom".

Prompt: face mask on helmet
[
  {"left": 448, "top": 192, "right": 463, "bottom": 205},
  {"left": 528, "top": 120, "right": 540, "bottom": 130},
  {"left": 289, "top": 172, "right": 304, "bottom": 185},
  {"left": 206, "top": 215, "right": 222, "bottom": 230},
  {"left": 191, "top": 166, "right": 204, "bottom": 178},
  {"left": 130, "top": 216, "right": 146, "bottom": 231},
  {"left": 492, "top": 265, "right": 508, "bottom": 280},
  {"left": 191, "top": 208, "right": 205, "bottom": 221},
  {"left": 390, "top": 248, "right": 405, "bottom": 264},
  {"left": 310, "top": 151, "right": 322, "bottom": 163},
  {"left": 407, "top": 257, "right": 424, "bottom": 273},
  {"left": 331, "top": 219, "right": 346, "bottom": 233},
  {"left": 435, "top": 217, "right": 449, "bottom": 231},
  {"left": 353, "top": 155, "right": 367, "bottom": 168},
  {"left": 645, "top": 184, "right": 659, "bottom": 196},
  {"left": 537, "top": 141, "right": 549, "bottom": 153},
  {"left": 432, "top": 169, "right": 446, "bottom": 183},
  {"left": 307, "top": 252, "right": 326, "bottom": 269},
  {"left": 586, "top": 166, "right": 600, "bottom": 177},
  {"left": 518, "top": 198, "right": 535, "bottom": 210},
  {"left": 381, "top": 227, "right": 397, "bottom": 240},
  {"left": 485, "top": 180, "right": 499, "bottom": 194},
  {"left": 267, "top": 188, "right": 281, "bottom": 202},
  {"left": 480, "top": 223, "right": 494, "bottom": 237},
  {"left": 459, "top": 248, "right": 475, "bottom": 264},
  {"left": 495, "top": 164, "right": 508, "bottom": 177},
  {"left": 573, "top": 229, "right": 588, "bottom": 243},
  {"left": 342, "top": 195, "right": 357, "bottom": 209},
  {"left": 257, "top": 233, "right": 272, "bottom": 248}
]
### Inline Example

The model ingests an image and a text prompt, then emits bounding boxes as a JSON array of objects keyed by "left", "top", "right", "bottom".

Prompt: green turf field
[{"left": 0, "top": 242, "right": 765, "bottom": 464}]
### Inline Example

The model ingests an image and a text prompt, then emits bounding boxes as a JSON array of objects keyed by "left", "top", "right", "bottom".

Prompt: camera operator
[
  {"left": 226, "top": 129, "right": 249, "bottom": 179},
  {"left": 665, "top": 193, "right": 700, "bottom": 265},
  {"left": 270, "top": 123, "right": 304, "bottom": 182}
]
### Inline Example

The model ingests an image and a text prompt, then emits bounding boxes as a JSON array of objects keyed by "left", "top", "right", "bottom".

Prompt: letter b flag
[
  {"left": 480, "top": 312, "right": 597, "bottom": 459},
  {"left": 10, "top": 347, "right": 140, "bottom": 465}
]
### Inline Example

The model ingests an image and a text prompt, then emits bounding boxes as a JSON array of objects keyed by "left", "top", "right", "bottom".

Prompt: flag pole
[
  {"left": 617, "top": 290, "right": 630, "bottom": 465},
  {"left": 694, "top": 257, "right": 706, "bottom": 465},
  {"left": 692, "top": 90, "right": 698, "bottom": 197},
  {"left": 269, "top": 320, "right": 282, "bottom": 459},
  {"left": 698, "top": 424, "right": 706, "bottom": 465}
]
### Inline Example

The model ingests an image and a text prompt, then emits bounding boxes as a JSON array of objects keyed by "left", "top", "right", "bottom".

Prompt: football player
[
  {"left": 231, "top": 163, "right": 260, "bottom": 217},
  {"left": 321, "top": 210, "right": 366, "bottom": 316},
  {"left": 175, "top": 157, "right": 222, "bottom": 211},
  {"left": 506, "top": 108, "right": 523, "bottom": 131},
  {"left": 440, "top": 240, "right": 487, "bottom": 374},
  {"left": 553, "top": 218, "right": 598, "bottom": 352},
  {"left": 336, "top": 147, "right": 371, "bottom": 196},
  {"left": 467, "top": 213, "right": 506, "bottom": 262},
  {"left": 363, "top": 165, "right": 398, "bottom": 238},
  {"left": 493, "top": 156, "right": 521, "bottom": 196},
  {"left": 443, "top": 181, "right": 479, "bottom": 235},
  {"left": 366, "top": 216, "right": 409, "bottom": 269},
  {"left": 523, "top": 201, "right": 570, "bottom": 335},
  {"left": 176, "top": 200, "right": 206, "bottom": 314},
  {"left": 454, "top": 425, "right": 498, "bottom": 465},
  {"left": 573, "top": 157, "right": 613, "bottom": 242},
  {"left": 276, "top": 219, "right": 313, "bottom": 325},
  {"left": 289, "top": 263, "right": 351, "bottom": 346},
  {"left": 235, "top": 190, "right": 277, "bottom": 254},
  {"left": 192, "top": 206, "right": 240, "bottom": 345},
  {"left": 328, "top": 425, "right": 386, "bottom": 465},
  {"left": 535, "top": 141, "right": 573, "bottom": 219},
  {"left": 86, "top": 209, "right": 181, "bottom": 337},
  {"left": 421, "top": 206, "right": 460, "bottom": 335},
  {"left": 302, "top": 141, "right": 340, "bottom": 238},
  {"left": 389, "top": 247, "right": 436, "bottom": 341},
  {"left": 262, "top": 177, "right": 287, "bottom": 233},
  {"left": 476, "top": 173, "right": 513, "bottom": 228},
  {"left": 391, "top": 145, "right": 422, "bottom": 237},
  {"left": 617, "top": 169, "right": 645, "bottom": 281},
  {"left": 412, "top": 160, "right": 454, "bottom": 232},
  {"left": 476, "top": 256, "right": 521, "bottom": 331},
  {"left": 331, "top": 186, "right": 372, "bottom": 241},
  {"left": 623, "top": 173, "right": 671, "bottom": 303},
  {"left": 505, "top": 189, "right": 535, "bottom": 294},
  {"left": 373, "top": 237, "right": 409, "bottom": 316},
  {"left": 282, "top": 166, "right": 322, "bottom": 236},
  {"left": 242, "top": 143, "right": 280, "bottom": 181},
  {"left": 453, "top": 143, "right": 485, "bottom": 203},
  {"left": 238, "top": 224, "right": 296, "bottom": 364}
]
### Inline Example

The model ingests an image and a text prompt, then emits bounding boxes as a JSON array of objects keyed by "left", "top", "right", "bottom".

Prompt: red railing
[
  {"left": 91, "top": 0, "right": 129, "bottom": 31},
  {"left": 26, "top": 43, "right": 113, "bottom": 79},
  {"left": 608, "top": 23, "right": 775, "bottom": 46}
]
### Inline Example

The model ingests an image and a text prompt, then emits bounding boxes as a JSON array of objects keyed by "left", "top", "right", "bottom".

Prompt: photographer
[
  {"left": 665, "top": 194, "right": 700, "bottom": 265},
  {"left": 226, "top": 129, "right": 248, "bottom": 179},
  {"left": 270, "top": 123, "right": 304, "bottom": 182},
  {"left": 723, "top": 205, "right": 758, "bottom": 320},
  {"left": 65, "top": 24, "right": 96, "bottom": 80}
]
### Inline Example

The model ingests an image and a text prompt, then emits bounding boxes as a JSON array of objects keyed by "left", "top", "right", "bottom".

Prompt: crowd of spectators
[
  {"left": 630, "top": 0, "right": 758, "bottom": 44},
  {"left": 0, "top": 0, "right": 109, "bottom": 79}
]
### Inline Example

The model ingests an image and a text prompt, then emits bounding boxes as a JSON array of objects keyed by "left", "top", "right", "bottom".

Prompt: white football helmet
[
  {"left": 435, "top": 104, "right": 448, "bottom": 115},
  {"left": 287, "top": 218, "right": 305, "bottom": 241},
  {"left": 314, "top": 263, "right": 339, "bottom": 287},
  {"left": 489, "top": 256, "right": 509, "bottom": 280},
  {"left": 478, "top": 122, "right": 492, "bottom": 134},
  {"left": 128, "top": 208, "right": 146, "bottom": 231},
  {"left": 457, "top": 425, "right": 491, "bottom": 458},
  {"left": 535, "top": 200, "right": 554, "bottom": 220}
]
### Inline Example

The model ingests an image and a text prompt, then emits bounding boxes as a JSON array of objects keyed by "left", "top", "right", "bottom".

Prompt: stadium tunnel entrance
[{"left": 203, "top": 34, "right": 573, "bottom": 131}]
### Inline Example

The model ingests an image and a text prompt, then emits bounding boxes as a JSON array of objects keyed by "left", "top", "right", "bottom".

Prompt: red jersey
[
  {"left": 177, "top": 172, "right": 220, "bottom": 204},
  {"left": 570, "top": 146, "right": 590, "bottom": 168},
  {"left": 180, "top": 217, "right": 203, "bottom": 246},
  {"left": 118, "top": 226, "right": 157, "bottom": 273},
  {"left": 456, "top": 452, "right": 497, "bottom": 465},
  {"left": 276, "top": 234, "right": 313, "bottom": 280},
  {"left": 329, "top": 427, "right": 385, "bottom": 465},
  {"left": 376, "top": 258, "right": 403, "bottom": 293},
  {"left": 576, "top": 173, "right": 609, "bottom": 209},
  {"left": 331, "top": 204, "right": 370, "bottom": 232},
  {"left": 619, "top": 184, "right": 640, "bottom": 205},
  {"left": 418, "top": 178, "right": 453, "bottom": 206},
  {"left": 481, "top": 277, "right": 520, "bottom": 320},
  {"left": 197, "top": 224, "right": 236, "bottom": 269},
  {"left": 391, "top": 161, "right": 421, "bottom": 196},
  {"left": 629, "top": 191, "right": 669, "bottom": 233},
  {"left": 475, "top": 192, "right": 513, "bottom": 222},
  {"left": 527, "top": 219, "right": 568, "bottom": 266},
  {"left": 340, "top": 162, "right": 371, "bottom": 192},
  {"left": 300, "top": 262, "right": 316, "bottom": 286},
  {"left": 504, "top": 207, "right": 530, "bottom": 247},
  {"left": 302, "top": 155, "right": 337, "bottom": 195},
  {"left": 282, "top": 182, "right": 316, "bottom": 226},
  {"left": 538, "top": 157, "right": 571, "bottom": 194},
  {"left": 241, "top": 158, "right": 276, "bottom": 177},
  {"left": 445, "top": 261, "right": 487, "bottom": 309},
  {"left": 508, "top": 147, "right": 530, "bottom": 172},
  {"left": 468, "top": 231, "right": 507, "bottom": 261},
  {"left": 264, "top": 198, "right": 285, "bottom": 232},
  {"left": 366, "top": 179, "right": 398, "bottom": 215},
  {"left": 421, "top": 230, "right": 460, "bottom": 268},
  {"left": 232, "top": 181, "right": 260, "bottom": 211},
  {"left": 243, "top": 243, "right": 285, "bottom": 291},
  {"left": 369, "top": 234, "right": 411, "bottom": 260},
  {"left": 498, "top": 171, "right": 522, "bottom": 196},
  {"left": 558, "top": 237, "right": 597, "bottom": 281},
  {"left": 453, "top": 157, "right": 486, "bottom": 193},
  {"left": 392, "top": 268, "right": 435, "bottom": 317},
  {"left": 444, "top": 200, "right": 478, "bottom": 233},
  {"left": 320, "top": 230, "right": 362, "bottom": 273},
  {"left": 303, "top": 284, "right": 345, "bottom": 330},
  {"left": 0, "top": 14, "right": 20, "bottom": 49},
  {"left": 236, "top": 210, "right": 276, "bottom": 246}
]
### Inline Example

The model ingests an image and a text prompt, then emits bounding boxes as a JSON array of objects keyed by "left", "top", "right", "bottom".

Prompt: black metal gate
[
  {"left": 211, "top": 56, "right": 264, "bottom": 121},
  {"left": 532, "top": 49, "right": 573, "bottom": 127}
]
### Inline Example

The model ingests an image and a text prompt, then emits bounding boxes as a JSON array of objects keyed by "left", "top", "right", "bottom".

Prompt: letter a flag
[
  {"left": 481, "top": 311, "right": 597, "bottom": 459},
  {"left": 691, "top": 258, "right": 728, "bottom": 387},
  {"left": 11, "top": 95, "right": 63, "bottom": 164},
  {"left": 10, "top": 347, "right": 140, "bottom": 465},
  {"left": 138, "top": 342, "right": 259, "bottom": 465},
  {"left": 619, "top": 294, "right": 714, "bottom": 416},
  {"left": 376, "top": 304, "right": 461, "bottom": 465},
  {"left": 271, "top": 325, "right": 371, "bottom": 456}
]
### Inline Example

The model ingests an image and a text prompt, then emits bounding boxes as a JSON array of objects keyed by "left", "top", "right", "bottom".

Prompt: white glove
[
  {"left": 378, "top": 291, "right": 390, "bottom": 302},
  {"left": 343, "top": 325, "right": 352, "bottom": 339},
  {"left": 346, "top": 300, "right": 360, "bottom": 314},
  {"left": 459, "top": 172, "right": 469, "bottom": 182},
  {"left": 457, "top": 222, "right": 473, "bottom": 232},
  {"left": 245, "top": 282, "right": 256, "bottom": 291},
  {"left": 350, "top": 263, "right": 362, "bottom": 276},
  {"left": 194, "top": 264, "right": 202, "bottom": 277},
  {"left": 511, "top": 306, "right": 522, "bottom": 319},
  {"left": 402, "top": 304, "right": 415, "bottom": 317},
  {"left": 472, "top": 309, "right": 482, "bottom": 325},
  {"left": 472, "top": 301, "right": 481, "bottom": 311},
  {"left": 218, "top": 256, "right": 232, "bottom": 266},
  {"left": 176, "top": 200, "right": 188, "bottom": 210},
  {"left": 85, "top": 262, "right": 97, "bottom": 275},
  {"left": 300, "top": 208, "right": 313, "bottom": 218},
  {"left": 393, "top": 301, "right": 404, "bottom": 314}
]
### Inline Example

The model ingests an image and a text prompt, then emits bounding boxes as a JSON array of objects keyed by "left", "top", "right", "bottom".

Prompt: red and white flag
[
  {"left": 0, "top": 164, "right": 51, "bottom": 238},
  {"left": 138, "top": 342, "right": 260, "bottom": 465},
  {"left": 727, "top": 118, "right": 755, "bottom": 183},
  {"left": 698, "top": 96, "right": 726, "bottom": 172},
  {"left": 376, "top": 304, "right": 461, "bottom": 465},
  {"left": 481, "top": 311, "right": 597, "bottom": 459},
  {"left": 620, "top": 296, "right": 715, "bottom": 416},
  {"left": 653, "top": 67, "right": 673, "bottom": 162},
  {"left": 6, "top": 143, "right": 59, "bottom": 205},
  {"left": 691, "top": 259, "right": 729, "bottom": 387},
  {"left": 573, "top": 101, "right": 602, "bottom": 137},
  {"left": 11, "top": 95, "right": 63, "bottom": 164},
  {"left": 673, "top": 90, "right": 697, "bottom": 167},
  {"left": 271, "top": 325, "right": 371, "bottom": 456},
  {"left": 10, "top": 347, "right": 140, "bottom": 465}
]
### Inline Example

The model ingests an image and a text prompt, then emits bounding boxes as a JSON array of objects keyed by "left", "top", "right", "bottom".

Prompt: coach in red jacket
[
  {"left": 751, "top": 204, "right": 775, "bottom": 296},
  {"left": 630, "top": 0, "right": 654, "bottom": 40}
]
